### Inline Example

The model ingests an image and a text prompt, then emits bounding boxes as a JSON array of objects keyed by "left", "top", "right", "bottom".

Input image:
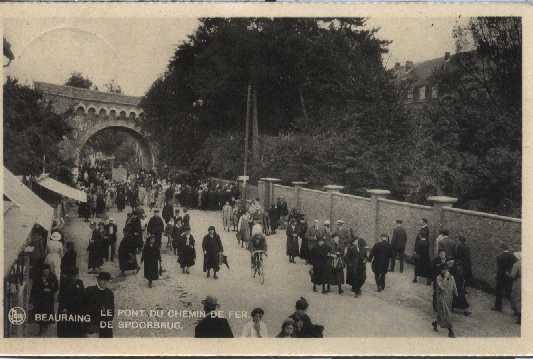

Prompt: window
[
  {"left": 431, "top": 85, "right": 439, "bottom": 99},
  {"left": 407, "top": 87, "right": 414, "bottom": 101},
  {"left": 418, "top": 86, "right": 426, "bottom": 100}
]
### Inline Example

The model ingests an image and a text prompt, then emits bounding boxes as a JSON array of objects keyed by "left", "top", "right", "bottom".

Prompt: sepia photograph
[{"left": 2, "top": 9, "right": 523, "bottom": 346}]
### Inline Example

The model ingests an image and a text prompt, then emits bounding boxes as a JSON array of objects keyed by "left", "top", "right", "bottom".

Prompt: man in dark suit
[
  {"left": 194, "top": 296, "right": 233, "bottom": 338},
  {"left": 147, "top": 209, "right": 165, "bottom": 249},
  {"left": 84, "top": 272, "right": 115, "bottom": 338},
  {"left": 390, "top": 219, "right": 407, "bottom": 273},
  {"left": 369, "top": 234, "right": 393, "bottom": 292},
  {"left": 105, "top": 218, "right": 118, "bottom": 262},
  {"left": 492, "top": 243, "right": 517, "bottom": 312}
]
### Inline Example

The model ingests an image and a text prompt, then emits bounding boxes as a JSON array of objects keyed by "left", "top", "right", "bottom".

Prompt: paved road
[{"left": 60, "top": 206, "right": 519, "bottom": 338}]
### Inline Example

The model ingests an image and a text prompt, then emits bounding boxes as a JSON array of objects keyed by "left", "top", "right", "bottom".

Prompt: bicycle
[{"left": 251, "top": 250, "right": 266, "bottom": 285}]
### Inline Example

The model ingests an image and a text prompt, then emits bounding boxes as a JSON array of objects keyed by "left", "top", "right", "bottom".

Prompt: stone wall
[
  {"left": 332, "top": 193, "right": 372, "bottom": 242},
  {"left": 267, "top": 180, "right": 520, "bottom": 290},
  {"left": 298, "top": 188, "right": 331, "bottom": 224},
  {"left": 377, "top": 199, "right": 433, "bottom": 254},
  {"left": 272, "top": 185, "right": 296, "bottom": 208},
  {"left": 442, "top": 207, "right": 521, "bottom": 288}
]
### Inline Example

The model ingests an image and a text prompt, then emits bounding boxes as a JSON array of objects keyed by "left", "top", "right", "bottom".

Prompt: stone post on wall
[
  {"left": 324, "top": 185, "right": 344, "bottom": 227},
  {"left": 366, "top": 189, "right": 391, "bottom": 245},
  {"left": 257, "top": 179, "right": 266, "bottom": 206},
  {"left": 237, "top": 175, "right": 249, "bottom": 203},
  {"left": 259, "top": 177, "right": 280, "bottom": 210},
  {"left": 427, "top": 195, "right": 458, "bottom": 259},
  {"left": 291, "top": 181, "right": 308, "bottom": 211}
]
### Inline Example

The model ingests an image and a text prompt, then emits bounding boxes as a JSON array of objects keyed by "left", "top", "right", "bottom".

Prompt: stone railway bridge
[{"left": 35, "top": 81, "right": 156, "bottom": 169}]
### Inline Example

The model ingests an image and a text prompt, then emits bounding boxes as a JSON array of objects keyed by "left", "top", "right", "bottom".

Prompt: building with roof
[
  {"left": 34, "top": 81, "right": 156, "bottom": 170},
  {"left": 392, "top": 52, "right": 454, "bottom": 106}
]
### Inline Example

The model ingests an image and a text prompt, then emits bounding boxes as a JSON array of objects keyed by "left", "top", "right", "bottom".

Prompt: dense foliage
[
  {"left": 64, "top": 71, "right": 97, "bottom": 90},
  {"left": 142, "top": 18, "right": 411, "bottom": 193},
  {"left": 142, "top": 17, "right": 521, "bottom": 216},
  {"left": 408, "top": 18, "right": 521, "bottom": 215},
  {"left": 4, "top": 77, "right": 74, "bottom": 184}
]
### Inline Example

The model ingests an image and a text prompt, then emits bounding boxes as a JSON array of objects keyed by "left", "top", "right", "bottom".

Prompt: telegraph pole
[{"left": 241, "top": 84, "right": 252, "bottom": 202}]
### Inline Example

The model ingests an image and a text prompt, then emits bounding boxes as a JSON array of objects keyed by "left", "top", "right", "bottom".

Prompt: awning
[
  {"left": 4, "top": 168, "right": 54, "bottom": 231},
  {"left": 37, "top": 175, "right": 87, "bottom": 203}
]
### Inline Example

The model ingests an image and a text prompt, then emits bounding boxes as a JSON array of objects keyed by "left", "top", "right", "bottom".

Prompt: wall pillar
[
  {"left": 366, "top": 189, "right": 391, "bottom": 245},
  {"left": 324, "top": 185, "right": 344, "bottom": 228},
  {"left": 237, "top": 175, "right": 249, "bottom": 202},
  {"left": 427, "top": 195, "right": 458, "bottom": 259},
  {"left": 259, "top": 177, "right": 280, "bottom": 209},
  {"left": 291, "top": 181, "right": 308, "bottom": 211}
]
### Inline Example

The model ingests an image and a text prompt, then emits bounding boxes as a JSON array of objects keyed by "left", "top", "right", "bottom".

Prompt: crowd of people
[
  {"left": 223, "top": 198, "right": 520, "bottom": 338},
  {"left": 27, "top": 163, "right": 521, "bottom": 338}
]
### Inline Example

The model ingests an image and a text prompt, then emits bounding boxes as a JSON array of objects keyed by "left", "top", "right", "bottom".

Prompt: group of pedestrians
[
  {"left": 30, "top": 247, "right": 115, "bottom": 338},
  {"left": 194, "top": 296, "right": 323, "bottom": 338}
]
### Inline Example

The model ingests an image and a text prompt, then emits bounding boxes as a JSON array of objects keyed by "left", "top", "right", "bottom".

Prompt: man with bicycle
[{"left": 250, "top": 223, "right": 268, "bottom": 276}]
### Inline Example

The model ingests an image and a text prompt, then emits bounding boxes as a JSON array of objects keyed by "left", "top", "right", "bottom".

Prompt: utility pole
[
  {"left": 242, "top": 84, "right": 252, "bottom": 202},
  {"left": 251, "top": 86, "right": 259, "bottom": 163}
]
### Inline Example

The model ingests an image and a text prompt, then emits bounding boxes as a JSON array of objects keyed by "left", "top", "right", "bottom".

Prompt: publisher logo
[{"left": 8, "top": 307, "right": 26, "bottom": 325}]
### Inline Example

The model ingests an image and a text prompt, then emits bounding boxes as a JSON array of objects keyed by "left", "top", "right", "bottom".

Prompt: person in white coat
[
  {"left": 241, "top": 308, "right": 268, "bottom": 337},
  {"left": 45, "top": 231, "right": 64, "bottom": 281}
]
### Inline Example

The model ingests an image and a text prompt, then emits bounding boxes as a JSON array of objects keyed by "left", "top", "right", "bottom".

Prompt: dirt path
[{"left": 57, "top": 206, "right": 520, "bottom": 338}]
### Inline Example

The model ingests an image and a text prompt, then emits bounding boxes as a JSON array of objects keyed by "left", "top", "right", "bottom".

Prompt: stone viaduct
[{"left": 35, "top": 81, "right": 156, "bottom": 169}]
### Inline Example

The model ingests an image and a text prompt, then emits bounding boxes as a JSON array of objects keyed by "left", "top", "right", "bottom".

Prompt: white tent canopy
[
  {"left": 4, "top": 168, "right": 54, "bottom": 231},
  {"left": 37, "top": 175, "right": 87, "bottom": 203}
]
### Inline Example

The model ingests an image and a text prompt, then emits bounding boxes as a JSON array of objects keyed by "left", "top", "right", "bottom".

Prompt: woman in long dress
[
  {"left": 286, "top": 220, "right": 300, "bottom": 263},
  {"left": 310, "top": 238, "right": 330, "bottom": 294},
  {"left": 45, "top": 231, "right": 64, "bottom": 281},
  {"left": 432, "top": 264, "right": 458, "bottom": 338},
  {"left": 178, "top": 227, "right": 196, "bottom": 274},
  {"left": 328, "top": 234, "right": 345, "bottom": 294},
  {"left": 451, "top": 258, "right": 471, "bottom": 316},
  {"left": 118, "top": 233, "right": 140, "bottom": 275},
  {"left": 413, "top": 234, "right": 432, "bottom": 284},
  {"left": 141, "top": 236, "right": 161, "bottom": 288},
  {"left": 238, "top": 212, "right": 251, "bottom": 249}
]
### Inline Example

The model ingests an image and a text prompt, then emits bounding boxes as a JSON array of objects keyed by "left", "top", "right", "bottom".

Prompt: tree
[
  {"left": 3, "top": 77, "right": 73, "bottom": 184},
  {"left": 65, "top": 72, "right": 97, "bottom": 90},
  {"left": 406, "top": 17, "right": 521, "bottom": 216},
  {"left": 103, "top": 80, "right": 122, "bottom": 94},
  {"left": 141, "top": 17, "right": 408, "bottom": 190}
]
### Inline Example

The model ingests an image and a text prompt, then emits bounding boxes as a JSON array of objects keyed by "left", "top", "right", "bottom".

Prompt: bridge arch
[{"left": 78, "top": 119, "right": 155, "bottom": 169}]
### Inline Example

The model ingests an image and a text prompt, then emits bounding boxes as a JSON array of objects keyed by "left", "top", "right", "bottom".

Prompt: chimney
[
  {"left": 444, "top": 51, "right": 451, "bottom": 61},
  {"left": 405, "top": 60, "right": 414, "bottom": 71}
]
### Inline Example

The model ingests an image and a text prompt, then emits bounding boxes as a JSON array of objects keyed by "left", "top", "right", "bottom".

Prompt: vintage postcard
[{"left": 0, "top": 2, "right": 531, "bottom": 356}]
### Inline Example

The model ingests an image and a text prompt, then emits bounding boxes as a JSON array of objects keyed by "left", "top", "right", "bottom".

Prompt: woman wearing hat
[
  {"left": 310, "top": 237, "right": 330, "bottom": 293},
  {"left": 178, "top": 225, "right": 196, "bottom": 274},
  {"left": 141, "top": 236, "right": 162, "bottom": 288},
  {"left": 288, "top": 297, "right": 323, "bottom": 337},
  {"left": 202, "top": 226, "right": 224, "bottom": 279},
  {"left": 45, "top": 231, "right": 64, "bottom": 281},
  {"left": 433, "top": 263, "right": 458, "bottom": 337},
  {"left": 241, "top": 307, "right": 268, "bottom": 337},
  {"left": 286, "top": 219, "right": 300, "bottom": 263}
]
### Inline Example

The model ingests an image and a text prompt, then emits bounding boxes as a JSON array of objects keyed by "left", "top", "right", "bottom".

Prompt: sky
[{"left": 4, "top": 17, "right": 466, "bottom": 97}]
